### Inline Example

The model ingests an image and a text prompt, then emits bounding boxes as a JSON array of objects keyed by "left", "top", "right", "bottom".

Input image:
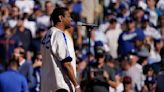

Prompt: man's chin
[{"left": 65, "top": 26, "right": 71, "bottom": 29}]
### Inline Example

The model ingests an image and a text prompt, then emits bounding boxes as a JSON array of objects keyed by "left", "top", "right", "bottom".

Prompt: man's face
[
  {"left": 11, "top": 7, "right": 19, "bottom": 17},
  {"left": 141, "top": 22, "right": 148, "bottom": 29},
  {"left": 129, "top": 55, "right": 139, "bottom": 63},
  {"left": 45, "top": 2, "right": 54, "bottom": 14},
  {"left": 147, "top": 0, "right": 156, "bottom": 8},
  {"left": 62, "top": 11, "right": 72, "bottom": 29},
  {"left": 128, "top": 22, "right": 135, "bottom": 30}
]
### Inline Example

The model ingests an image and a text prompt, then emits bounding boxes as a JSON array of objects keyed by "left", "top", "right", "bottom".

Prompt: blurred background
[{"left": 0, "top": 0, "right": 164, "bottom": 92}]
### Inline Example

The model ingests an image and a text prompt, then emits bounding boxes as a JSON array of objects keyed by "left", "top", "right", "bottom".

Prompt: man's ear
[{"left": 59, "top": 15, "right": 63, "bottom": 22}]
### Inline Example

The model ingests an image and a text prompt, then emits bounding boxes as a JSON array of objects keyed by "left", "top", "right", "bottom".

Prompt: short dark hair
[
  {"left": 8, "top": 58, "right": 19, "bottom": 68},
  {"left": 50, "top": 7, "right": 68, "bottom": 25}
]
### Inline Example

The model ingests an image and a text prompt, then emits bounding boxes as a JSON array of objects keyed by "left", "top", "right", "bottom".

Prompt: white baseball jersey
[{"left": 40, "top": 27, "right": 73, "bottom": 92}]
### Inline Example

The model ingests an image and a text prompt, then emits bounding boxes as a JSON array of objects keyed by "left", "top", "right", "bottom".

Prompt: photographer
[{"left": 89, "top": 46, "right": 109, "bottom": 92}]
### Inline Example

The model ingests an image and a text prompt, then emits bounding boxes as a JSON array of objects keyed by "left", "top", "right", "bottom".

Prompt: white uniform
[{"left": 41, "top": 27, "right": 73, "bottom": 92}]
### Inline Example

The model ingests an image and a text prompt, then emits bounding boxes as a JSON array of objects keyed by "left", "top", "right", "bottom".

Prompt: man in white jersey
[{"left": 41, "top": 7, "right": 81, "bottom": 92}]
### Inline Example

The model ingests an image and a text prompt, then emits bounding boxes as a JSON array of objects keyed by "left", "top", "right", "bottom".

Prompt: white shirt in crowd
[
  {"left": 148, "top": 9, "right": 159, "bottom": 26},
  {"left": 105, "top": 27, "right": 122, "bottom": 58},
  {"left": 143, "top": 25, "right": 161, "bottom": 39},
  {"left": 138, "top": 0, "right": 147, "bottom": 10},
  {"left": 109, "top": 83, "right": 124, "bottom": 92},
  {"left": 157, "top": 0, "right": 164, "bottom": 13},
  {"left": 125, "top": 63, "right": 144, "bottom": 92},
  {"left": 24, "top": 19, "right": 37, "bottom": 38},
  {"left": 15, "top": 0, "right": 34, "bottom": 14},
  {"left": 41, "top": 27, "right": 75, "bottom": 92},
  {"left": 36, "top": 15, "right": 50, "bottom": 28}
]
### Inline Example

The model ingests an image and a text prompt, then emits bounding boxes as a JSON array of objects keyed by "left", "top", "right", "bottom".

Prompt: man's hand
[
  {"left": 75, "top": 87, "right": 81, "bottom": 92},
  {"left": 103, "top": 71, "right": 109, "bottom": 79}
]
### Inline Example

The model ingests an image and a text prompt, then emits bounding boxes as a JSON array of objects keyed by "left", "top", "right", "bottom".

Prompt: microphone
[{"left": 77, "top": 22, "right": 98, "bottom": 27}]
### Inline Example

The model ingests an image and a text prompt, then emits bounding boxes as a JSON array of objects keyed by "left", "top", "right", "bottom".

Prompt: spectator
[
  {"left": 89, "top": 47, "right": 109, "bottom": 92},
  {"left": 17, "top": 48, "right": 35, "bottom": 91},
  {"left": 105, "top": 18, "right": 122, "bottom": 58},
  {"left": 146, "top": 0, "right": 161, "bottom": 27},
  {"left": 34, "top": 4, "right": 50, "bottom": 29},
  {"left": 104, "top": 55, "right": 124, "bottom": 92},
  {"left": 141, "top": 15, "right": 161, "bottom": 40},
  {"left": 0, "top": 24, "right": 20, "bottom": 67},
  {"left": 123, "top": 76, "right": 133, "bottom": 92},
  {"left": 32, "top": 52, "right": 42, "bottom": 92},
  {"left": 109, "top": 72, "right": 124, "bottom": 92},
  {"left": 124, "top": 51, "right": 144, "bottom": 92},
  {"left": 45, "top": 0, "right": 55, "bottom": 16},
  {"left": 15, "top": 17, "right": 32, "bottom": 51},
  {"left": 157, "top": 0, "right": 164, "bottom": 15},
  {"left": 0, "top": 58, "right": 28, "bottom": 92},
  {"left": 31, "top": 27, "right": 47, "bottom": 56},
  {"left": 1, "top": 5, "right": 10, "bottom": 23},
  {"left": 118, "top": 17, "right": 145, "bottom": 56},
  {"left": 7, "top": 5, "right": 20, "bottom": 28},
  {"left": 144, "top": 67, "right": 157, "bottom": 92},
  {"left": 72, "top": 0, "right": 82, "bottom": 22},
  {"left": 81, "top": 0, "right": 99, "bottom": 23},
  {"left": 15, "top": 0, "right": 34, "bottom": 14},
  {"left": 149, "top": 39, "right": 164, "bottom": 74},
  {"left": 133, "top": 7, "right": 144, "bottom": 27}
]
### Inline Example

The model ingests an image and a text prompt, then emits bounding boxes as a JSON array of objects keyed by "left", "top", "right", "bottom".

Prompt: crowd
[{"left": 0, "top": 0, "right": 164, "bottom": 92}]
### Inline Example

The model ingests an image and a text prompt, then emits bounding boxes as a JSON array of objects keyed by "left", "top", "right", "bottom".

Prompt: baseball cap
[
  {"left": 141, "top": 15, "right": 149, "bottom": 22},
  {"left": 125, "top": 17, "right": 135, "bottom": 23},
  {"left": 123, "top": 76, "right": 132, "bottom": 84},
  {"left": 137, "top": 47, "right": 150, "bottom": 58},
  {"left": 154, "top": 39, "right": 164, "bottom": 43},
  {"left": 128, "top": 49, "right": 138, "bottom": 56}
]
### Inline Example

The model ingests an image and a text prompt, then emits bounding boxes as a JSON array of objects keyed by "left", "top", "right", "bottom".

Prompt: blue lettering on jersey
[
  {"left": 62, "top": 33, "right": 67, "bottom": 45},
  {"left": 42, "top": 32, "right": 52, "bottom": 49}
]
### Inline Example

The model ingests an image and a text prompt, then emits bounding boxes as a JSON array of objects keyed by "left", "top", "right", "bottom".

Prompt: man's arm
[{"left": 63, "top": 62, "right": 81, "bottom": 92}]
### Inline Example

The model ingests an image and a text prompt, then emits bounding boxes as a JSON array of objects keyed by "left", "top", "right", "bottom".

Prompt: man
[
  {"left": 140, "top": 15, "right": 161, "bottom": 40},
  {"left": 17, "top": 48, "right": 35, "bottom": 91},
  {"left": 0, "top": 58, "right": 28, "bottom": 92},
  {"left": 89, "top": 46, "right": 109, "bottom": 92},
  {"left": 41, "top": 7, "right": 81, "bottom": 92},
  {"left": 105, "top": 18, "right": 122, "bottom": 59},
  {"left": 0, "top": 24, "right": 20, "bottom": 67},
  {"left": 15, "top": 17, "right": 32, "bottom": 51},
  {"left": 118, "top": 17, "right": 145, "bottom": 57},
  {"left": 124, "top": 51, "right": 144, "bottom": 92}
]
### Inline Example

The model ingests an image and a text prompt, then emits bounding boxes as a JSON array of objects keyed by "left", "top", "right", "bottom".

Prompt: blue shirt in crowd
[
  {"left": 0, "top": 69, "right": 28, "bottom": 92},
  {"left": 118, "top": 28, "right": 145, "bottom": 56}
]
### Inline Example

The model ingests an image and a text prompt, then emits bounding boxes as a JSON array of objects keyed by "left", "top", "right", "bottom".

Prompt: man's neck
[
  {"left": 19, "top": 26, "right": 25, "bottom": 32},
  {"left": 55, "top": 23, "right": 65, "bottom": 31},
  {"left": 10, "top": 66, "right": 17, "bottom": 70},
  {"left": 129, "top": 28, "right": 135, "bottom": 32},
  {"left": 19, "top": 58, "right": 25, "bottom": 66},
  {"left": 98, "top": 62, "right": 104, "bottom": 68}
]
